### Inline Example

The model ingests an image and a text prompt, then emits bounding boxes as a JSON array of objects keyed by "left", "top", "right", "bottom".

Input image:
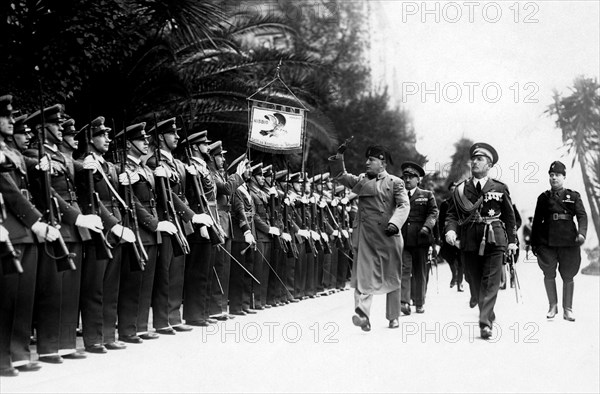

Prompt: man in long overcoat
[{"left": 329, "top": 144, "right": 409, "bottom": 331}]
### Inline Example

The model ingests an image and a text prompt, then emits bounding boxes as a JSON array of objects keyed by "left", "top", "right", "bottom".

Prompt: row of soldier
[{"left": 0, "top": 95, "right": 357, "bottom": 377}]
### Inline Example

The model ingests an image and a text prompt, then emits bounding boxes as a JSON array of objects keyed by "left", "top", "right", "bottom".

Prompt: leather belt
[
  {"left": 20, "top": 189, "right": 31, "bottom": 201},
  {"left": 61, "top": 190, "right": 78, "bottom": 202},
  {"left": 552, "top": 213, "right": 572, "bottom": 220}
]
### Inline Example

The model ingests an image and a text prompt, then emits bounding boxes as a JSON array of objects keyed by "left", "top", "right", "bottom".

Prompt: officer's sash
[{"left": 453, "top": 182, "right": 483, "bottom": 224}]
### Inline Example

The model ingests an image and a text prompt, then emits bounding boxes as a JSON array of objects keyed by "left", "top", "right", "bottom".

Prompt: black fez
[
  {"left": 365, "top": 145, "right": 393, "bottom": 165},
  {"left": 14, "top": 114, "right": 32, "bottom": 135},
  {"left": 548, "top": 161, "right": 566, "bottom": 176},
  {"left": 26, "top": 104, "right": 65, "bottom": 126},
  {"left": 0, "top": 95, "right": 13, "bottom": 117},
  {"left": 208, "top": 140, "right": 227, "bottom": 156},
  {"left": 181, "top": 130, "right": 211, "bottom": 146},
  {"left": 470, "top": 142, "right": 498, "bottom": 165},
  {"left": 251, "top": 162, "right": 263, "bottom": 177},
  {"left": 60, "top": 118, "right": 78, "bottom": 136},
  {"left": 116, "top": 122, "right": 148, "bottom": 140},
  {"left": 148, "top": 117, "right": 179, "bottom": 135},
  {"left": 401, "top": 161, "right": 425, "bottom": 177}
]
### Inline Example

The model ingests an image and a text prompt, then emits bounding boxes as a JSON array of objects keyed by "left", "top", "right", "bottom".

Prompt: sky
[{"left": 370, "top": 0, "right": 599, "bottom": 245}]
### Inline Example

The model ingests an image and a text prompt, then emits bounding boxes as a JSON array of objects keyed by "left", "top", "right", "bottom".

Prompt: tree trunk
[{"left": 578, "top": 157, "right": 600, "bottom": 275}]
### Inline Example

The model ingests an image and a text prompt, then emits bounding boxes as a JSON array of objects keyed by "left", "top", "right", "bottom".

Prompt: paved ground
[{"left": 1, "top": 254, "right": 599, "bottom": 393}]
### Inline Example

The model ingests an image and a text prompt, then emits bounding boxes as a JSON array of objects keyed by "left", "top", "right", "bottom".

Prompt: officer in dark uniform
[
  {"left": 531, "top": 161, "right": 587, "bottom": 321},
  {"left": 25, "top": 104, "right": 105, "bottom": 362},
  {"left": 146, "top": 117, "right": 210, "bottom": 334},
  {"left": 445, "top": 143, "right": 517, "bottom": 340},
  {"left": 116, "top": 122, "right": 177, "bottom": 342},
  {"left": 399, "top": 162, "right": 438, "bottom": 314},
  {"left": 0, "top": 95, "right": 61, "bottom": 376},
  {"left": 77, "top": 116, "right": 136, "bottom": 353}
]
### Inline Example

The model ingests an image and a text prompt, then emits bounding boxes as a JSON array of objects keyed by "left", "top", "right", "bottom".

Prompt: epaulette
[{"left": 490, "top": 178, "right": 506, "bottom": 186}]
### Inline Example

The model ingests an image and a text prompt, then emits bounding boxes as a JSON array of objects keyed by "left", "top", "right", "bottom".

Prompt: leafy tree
[{"left": 547, "top": 76, "right": 600, "bottom": 274}]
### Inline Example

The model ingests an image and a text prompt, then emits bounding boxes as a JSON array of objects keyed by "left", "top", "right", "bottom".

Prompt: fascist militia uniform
[{"left": 531, "top": 160, "right": 587, "bottom": 321}]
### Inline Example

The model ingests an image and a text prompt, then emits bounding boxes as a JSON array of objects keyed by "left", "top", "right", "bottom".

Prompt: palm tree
[{"left": 547, "top": 76, "right": 600, "bottom": 275}]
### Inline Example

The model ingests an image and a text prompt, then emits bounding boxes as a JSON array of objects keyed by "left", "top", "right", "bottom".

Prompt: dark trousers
[
  {"left": 537, "top": 245, "right": 581, "bottom": 282},
  {"left": 80, "top": 242, "right": 122, "bottom": 346},
  {"left": 35, "top": 242, "right": 83, "bottom": 355},
  {"left": 336, "top": 248, "right": 350, "bottom": 289},
  {"left": 305, "top": 246, "right": 316, "bottom": 296},
  {"left": 118, "top": 244, "right": 158, "bottom": 336},
  {"left": 209, "top": 238, "right": 231, "bottom": 316},
  {"left": 266, "top": 242, "right": 282, "bottom": 304},
  {"left": 253, "top": 241, "right": 271, "bottom": 307},
  {"left": 229, "top": 241, "right": 254, "bottom": 312},
  {"left": 316, "top": 249, "right": 325, "bottom": 293},
  {"left": 401, "top": 246, "right": 429, "bottom": 306},
  {"left": 284, "top": 246, "right": 296, "bottom": 300},
  {"left": 327, "top": 245, "right": 338, "bottom": 290},
  {"left": 152, "top": 236, "right": 185, "bottom": 329},
  {"left": 463, "top": 246, "right": 504, "bottom": 329},
  {"left": 183, "top": 241, "right": 214, "bottom": 322},
  {"left": 294, "top": 243, "right": 307, "bottom": 298},
  {"left": 1, "top": 244, "right": 38, "bottom": 369}
]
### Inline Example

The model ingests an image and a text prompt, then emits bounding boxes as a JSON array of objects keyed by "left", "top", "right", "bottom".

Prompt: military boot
[
  {"left": 563, "top": 281, "right": 575, "bottom": 322},
  {"left": 544, "top": 279, "right": 558, "bottom": 318}
]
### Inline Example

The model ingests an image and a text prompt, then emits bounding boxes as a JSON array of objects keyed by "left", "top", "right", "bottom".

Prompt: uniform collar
[
  {"left": 159, "top": 149, "right": 174, "bottom": 162},
  {"left": 472, "top": 176, "right": 488, "bottom": 188},
  {"left": 127, "top": 154, "right": 141, "bottom": 165}
]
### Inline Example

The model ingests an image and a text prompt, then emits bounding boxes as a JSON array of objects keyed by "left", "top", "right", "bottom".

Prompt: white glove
[
  {"left": 118, "top": 171, "right": 140, "bottom": 186},
  {"left": 244, "top": 230, "right": 255, "bottom": 245},
  {"left": 199, "top": 226, "right": 209, "bottom": 239},
  {"left": 321, "top": 232, "right": 329, "bottom": 242},
  {"left": 318, "top": 200, "right": 327, "bottom": 208},
  {"left": 341, "top": 229, "right": 349, "bottom": 238},
  {"left": 192, "top": 213, "right": 213, "bottom": 227},
  {"left": 154, "top": 166, "right": 167, "bottom": 178},
  {"left": 445, "top": 230, "right": 457, "bottom": 246},
  {"left": 281, "top": 232, "right": 292, "bottom": 242},
  {"left": 309, "top": 196, "right": 316, "bottom": 204},
  {"left": 331, "top": 198, "right": 339, "bottom": 207},
  {"left": 186, "top": 164, "right": 198, "bottom": 176},
  {"left": 310, "top": 230, "right": 321, "bottom": 241},
  {"left": 111, "top": 224, "right": 136, "bottom": 243},
  {"left": 31, "top": 221, "right": 61, "bottom": 242},
  {"left": 268, "top": 226, "right": 280, "bottom": 236},
  {"left": 340, "top": 197, "right": 349, "bottom": 205},
  {"left": 37, "top": 155, "right": 51, "bottom": 172},
  {"left": 75, "top": 214, "right": 103, "bottom": 233},
  {"left": 0, "top": 225, "right": 9, "bottom": 242},
  {"left": 331, "top": 229, "right": 339, "bottom": 237},
  {"left": 300, "top": 196, "right": 309, "bottom": 204},
  {"left": 83, "top": 155, "right": 102, "bottom": 173},
  {"left": 297, "top": 229, "right": 310, "bottom": 238},
  {"left": 156, "top": 220, "right": 177, "bottom": 234},
  {"left": 268, "top": 187, "right": 277, "bottom": 196},
  {"left": 284, "top": 197, "right": 292, "bottom": 206},
  {"left": 236, "top": 158, "right": 249, "bottom": 177}
]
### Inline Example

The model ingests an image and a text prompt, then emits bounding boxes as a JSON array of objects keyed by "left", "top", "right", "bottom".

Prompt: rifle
[
  {"left": 300, "top": 173, "right": 317, "bottom": 258},
  {"left": 266, "top": 169, "right": 287, "bottom": 254},
  {"left": 283, "top": 165, "right": 298, "bottom": 259},
  {"left": 317, "top": 171, "right": 332, "bottom": 255},
  {"left": 178, "top": 116, "right": 224, "bottom": 246},
  {"left": 36, "top": 103, "right": 76, "bottom": 271},
  {"left": 0, "top": 194, "right": 23, "bottom": 274},
  {"left": 506, "top": 253, "right": 522, "bottom": 303},
  {"left": 83, "top": 119, "right": 113, "bottom": 260},
  {"left": 118, "top": 119, "right": 148, "bottom": 270},
  {"left": 151, "top": 114, "right": 190, "bottom": 256}
]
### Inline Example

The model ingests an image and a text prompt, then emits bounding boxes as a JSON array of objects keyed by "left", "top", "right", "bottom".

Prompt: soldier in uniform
[
  {"left": 206, "top": 141, "right": 245, "bottom": 320},
  {"left": 146, "top": 117, "right": 211, "bottom": 334},
  {"left": 77, "top": 116, "right": 136, "bottom": 353},
  {"left": 116, "top": 122, "right": 177, "bottom": 342},
  {"left": 531, "top": 161, "right": 587, "bottom": 321},
  {"left": 445, "top": 142, "right": 517, "bottom": 340},
  {"left": 329, "top": 144, "right": 410, "bottom": 331},
  {"left": 0, "top": 95, "right": 61, "bottom": 376},
  {"left": 5, "top": 113, "right": 33, "bottom": 152},
  {"left": 57, "top": 118, "right": 78, "bottom": 158},
  {"left": 399, "top": 162, "right": 438, "bottom": 315},
  {"left": 25, "top": 104, "right": 105, "bottom": 361},
  {"left": 438, "top": 182, "right": 464, "bottom": 292}
]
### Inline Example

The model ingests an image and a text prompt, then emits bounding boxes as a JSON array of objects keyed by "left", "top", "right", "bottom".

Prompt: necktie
[
  {"left": 476, "top": 182, "right": 481, "bottom": 194},
  {"left": 408, "top": 190, "right": 412, "bottom": 199}
]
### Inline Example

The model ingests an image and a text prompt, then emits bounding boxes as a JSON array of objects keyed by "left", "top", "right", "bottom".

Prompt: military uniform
[
  {"left": 531, "top": 160, "right": 587, "bottom": 321},
  {"left": 445, "top": 143, "right": 517, "bottom": 337}
]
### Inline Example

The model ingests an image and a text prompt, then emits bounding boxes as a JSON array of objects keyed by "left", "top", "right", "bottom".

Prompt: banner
[{"left": 248, "top": 101, "right": 305, "bottom": 154}]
